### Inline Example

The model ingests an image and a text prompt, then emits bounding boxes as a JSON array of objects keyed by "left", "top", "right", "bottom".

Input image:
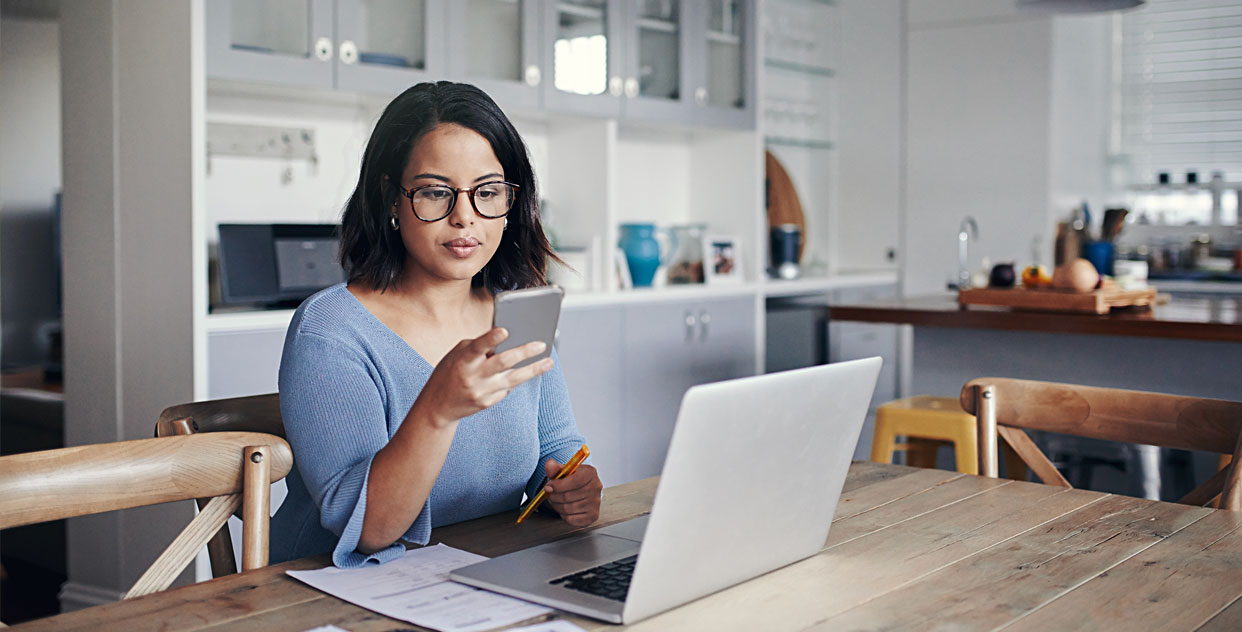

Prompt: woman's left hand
[{"left": 542, "top": 459, "right": 603, "bottom": 527}]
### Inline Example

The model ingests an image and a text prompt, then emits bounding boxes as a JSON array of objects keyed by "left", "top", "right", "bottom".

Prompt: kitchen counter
[
  {"left": 831, "top": 292, "right": 1242, "bottom": 504},
  {"left": 830, "top": 293, "right": 1242, "bottom": 343}
]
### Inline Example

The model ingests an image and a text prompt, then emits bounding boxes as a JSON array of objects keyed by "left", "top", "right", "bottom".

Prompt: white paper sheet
[{"left": 287, "top": 544, "right": 552, "bottom": 632}]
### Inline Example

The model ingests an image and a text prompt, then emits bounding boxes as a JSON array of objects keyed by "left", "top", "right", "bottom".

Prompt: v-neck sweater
[{"left": 271, "top": 283, "right": 586, "bottom": 568}]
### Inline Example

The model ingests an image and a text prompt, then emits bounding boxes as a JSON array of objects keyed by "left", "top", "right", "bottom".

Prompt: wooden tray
[{"left": 958, "top": 286, "right": 1158, "bottom": 314}]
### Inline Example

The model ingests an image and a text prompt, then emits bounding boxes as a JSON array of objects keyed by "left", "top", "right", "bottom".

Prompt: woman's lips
[{"left": 443, "top": 237, "right": 480, "bottom": 258}]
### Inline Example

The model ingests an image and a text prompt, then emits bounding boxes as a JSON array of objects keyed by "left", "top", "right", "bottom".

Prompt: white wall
[
  {"left": 902, "top": 3, "right": 1055, "bottom": 294},
  {"left": 60, "top": 0, "right": 202, "bottom": 608},
  {"left": 836, "top": 0, "right": 902, "bottom": 273},
  {"left": 1048, "top": 13, "right": 1114, "bottom": 245},
  {"left": 0, "top": 15, "right": 61, "bottom": 366}
]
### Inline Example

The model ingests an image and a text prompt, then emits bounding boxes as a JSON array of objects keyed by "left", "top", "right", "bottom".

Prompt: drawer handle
[
  {"left": 684, "top": 311, "right": 697, "bottom": 342},
  {"left": 699, "top": 310, "right": 711, "bottom": 342}
]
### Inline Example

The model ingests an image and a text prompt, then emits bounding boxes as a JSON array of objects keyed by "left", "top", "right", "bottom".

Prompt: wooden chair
[
  {"left": 961, "top": 378, "right": 1242, "bottom": 510},
  {"left": 0, "top": 432, "right": 293, "bottom": 607},
  {"left": 154, "top": 393, "right": 284, "bottom": 578}
]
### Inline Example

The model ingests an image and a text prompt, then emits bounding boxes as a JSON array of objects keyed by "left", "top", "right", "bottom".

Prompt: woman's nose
[{"left": 448, "top": 189, "right": 474, "bottom": 226}]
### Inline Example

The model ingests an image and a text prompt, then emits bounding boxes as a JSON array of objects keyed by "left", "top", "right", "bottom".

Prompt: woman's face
[{"left": 391, "top": 123, "right": 508, "bottom": 286}]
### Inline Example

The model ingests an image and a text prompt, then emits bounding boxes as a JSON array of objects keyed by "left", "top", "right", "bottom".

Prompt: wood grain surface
[
  {"left": 764, "top": 150, "right": 806, "bottom": 260},
  {"left": 12, "top": 464, "right": 1242, "bottom": 631}
]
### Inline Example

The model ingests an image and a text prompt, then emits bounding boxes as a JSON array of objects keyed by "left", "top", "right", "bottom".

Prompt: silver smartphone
[{"left": 492, "top": 285, "right": 564, "bottom": 369}]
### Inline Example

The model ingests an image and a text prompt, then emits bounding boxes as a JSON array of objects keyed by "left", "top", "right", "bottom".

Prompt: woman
[{"left": 272, "top": 81, "right": 602, "bottom": 568}]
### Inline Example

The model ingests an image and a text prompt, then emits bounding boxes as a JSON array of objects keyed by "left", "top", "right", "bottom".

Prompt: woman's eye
[
  {"left": 419, "top": 188, "right": 450, "bottom": 200},
  {"left": 477, "top": 189, "right": 496, "bottom": 200}
]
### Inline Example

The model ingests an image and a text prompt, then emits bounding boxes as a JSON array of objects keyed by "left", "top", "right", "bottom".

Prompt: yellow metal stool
[{"left": 871, "top": 395, "right": 980, "bottom": 475}]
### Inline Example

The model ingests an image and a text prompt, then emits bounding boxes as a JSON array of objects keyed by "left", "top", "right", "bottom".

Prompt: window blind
[{"left": 1120, "top": 0, "right": 1242, "bottom": 183}]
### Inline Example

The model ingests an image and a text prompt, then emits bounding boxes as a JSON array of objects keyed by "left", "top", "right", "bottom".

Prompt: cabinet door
[
  {"left": 829, "top": 285, "right": 898, "bottom": 410},
  {"left": 207, "top": 329, "right": 287, "bottom": 399},
  {"left": 542, "top": 0, "right": 625, "bottom": 117},
  {"left": 620, "top": 301, "right": 701, "bottom": 482},
  {"left": 687, "top": 0, "right": 756, "bottom": 129},
  {"left": 446, "top": 0, "right": 543, "bottom": 111},
  {"left": 205, "top": 0, "right": 335, "bottom": 88},
  {"left": 335, "top": 0, "right": 446, "bottom": 95},
  {"left": 618, "top": 0, "right": 693, "bottom": 122},
  {"left": 692, "top": 296, "right": 757, "bottom": 385},
  {"left": 556, "top": 306, "right": 625, "bottom": 488}
]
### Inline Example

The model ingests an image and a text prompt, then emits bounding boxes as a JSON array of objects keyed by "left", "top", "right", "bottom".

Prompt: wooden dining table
[{"left": 12, "top": 461, "right": 1242, "bottom": 631}]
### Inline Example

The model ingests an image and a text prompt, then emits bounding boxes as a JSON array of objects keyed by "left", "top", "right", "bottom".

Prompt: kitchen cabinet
[
  {"left": 206, "top": 328, "right": 285, "bottom": 399},
  {"left": 542, "top": 0, "right": 754, "bottom": 128},
  {"left": 334, "top": 0, "right": 447, "bottom": 95},
  {"left": 687, "top": 0, "right": 755, "bottom": 129},
  {"left": 555, "top": 305, "right": 625, "bottom": 488},
  {"left": 205, "top": 0, "right": 336, "bottom": 89},
  {"left": 205, "top": 0, "right": 445, "bottom": 95},
  {"left": 620, "top": 296, "right": 756, "bottom": 482},
  {"left": 829, "top": 284, "right": 898, "bottom": 410},
  {"left": 446, "top": 0, "right": 543, "bottom": 111}
]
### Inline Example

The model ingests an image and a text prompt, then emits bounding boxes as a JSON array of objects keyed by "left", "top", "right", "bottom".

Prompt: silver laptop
[{"left": 450, "top": 357, "right": 882, "bottom": 624}]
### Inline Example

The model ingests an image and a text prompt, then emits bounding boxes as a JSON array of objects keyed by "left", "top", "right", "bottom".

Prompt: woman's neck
[{"left": 380, "top": 273, "right": 485, "bottom": 325}]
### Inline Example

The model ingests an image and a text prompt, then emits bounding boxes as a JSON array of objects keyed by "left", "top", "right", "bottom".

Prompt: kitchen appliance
[
  {"left": 770, "top": 224, "right": 802, "bottom": 279},
  {"left": 216, "top": 223, "right": 344, "bottom": 308}
]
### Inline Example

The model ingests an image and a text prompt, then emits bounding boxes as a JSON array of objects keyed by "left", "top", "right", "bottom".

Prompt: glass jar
[{"left": 667, "top": 223, "right": 707, "bottom": 284}]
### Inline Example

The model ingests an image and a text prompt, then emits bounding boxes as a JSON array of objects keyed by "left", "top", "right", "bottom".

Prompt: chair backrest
[
  {"left": 961, "top": 378, "right": 1242, "bottom": 510},
  {"left": 154, "top": 393, "right": 285, "bottom": 578},
  {"left": 156, "top": 393, "right": 284, "bottom": 438},
  {"left": 0, "top": 432, "right": 293, "bottom": 600}
]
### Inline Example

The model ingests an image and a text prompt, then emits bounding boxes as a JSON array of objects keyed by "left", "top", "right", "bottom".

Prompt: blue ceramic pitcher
[{"left": 619, "top": 223, "right": 676, "bottom": 287}]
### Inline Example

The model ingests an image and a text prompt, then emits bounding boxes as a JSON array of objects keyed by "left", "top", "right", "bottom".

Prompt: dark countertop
[{"left": 829, "top": 293, "right": 1242, "bottom": 342}]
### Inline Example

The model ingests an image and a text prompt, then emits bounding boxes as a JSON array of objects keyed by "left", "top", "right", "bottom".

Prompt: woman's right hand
[{"left": 415, "top": 327, "right": 554, "bottom": 427}]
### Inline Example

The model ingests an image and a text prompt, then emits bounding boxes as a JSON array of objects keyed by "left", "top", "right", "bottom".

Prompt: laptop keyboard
[{"left": 549, "top": 554, "right": 637, "bottom": 602}]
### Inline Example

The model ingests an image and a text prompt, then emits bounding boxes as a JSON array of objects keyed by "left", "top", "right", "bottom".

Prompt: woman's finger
[
  {"left": 485, "top": 340, "right": 547, "bottom": 373},
  {"left": 503, "top": 357, "right": 554, "bottom": 388},
  {"left": 470, "top": 327, "right": 508, "bottom": 356}
]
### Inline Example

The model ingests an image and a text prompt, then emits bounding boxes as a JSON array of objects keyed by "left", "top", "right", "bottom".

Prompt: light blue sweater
[{"left": 271, "top": 283, "right": 586, "bottom": 568}]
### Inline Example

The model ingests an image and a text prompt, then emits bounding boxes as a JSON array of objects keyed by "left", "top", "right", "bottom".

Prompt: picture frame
[
  {"left": 613, "top": 247, "right": 633, "bottom": 290},
  {"left": 703, "top": 234, "right": 743, "bottom": 285}
]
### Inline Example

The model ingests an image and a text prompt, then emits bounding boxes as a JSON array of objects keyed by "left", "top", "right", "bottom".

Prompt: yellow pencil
[{"left": 516, "top": 444, "right": 590, "bottom": 524}]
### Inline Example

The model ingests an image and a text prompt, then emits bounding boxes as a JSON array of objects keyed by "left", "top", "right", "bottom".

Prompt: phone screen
[{"left": 492, "top": 286, "right": 564, "bottom": 369}]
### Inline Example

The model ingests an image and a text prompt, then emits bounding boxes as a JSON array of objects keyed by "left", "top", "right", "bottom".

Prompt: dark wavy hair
[{"left": 339, "top": 81, "right": 557, "bottom": 293}]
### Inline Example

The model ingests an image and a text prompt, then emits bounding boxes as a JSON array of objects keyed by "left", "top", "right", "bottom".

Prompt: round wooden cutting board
[{"left": 764, "top": 150, "right": 807, "bottom": 260}]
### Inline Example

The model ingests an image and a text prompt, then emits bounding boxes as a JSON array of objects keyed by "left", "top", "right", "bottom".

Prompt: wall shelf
[
  {"left": 764, "top": 58, "right": 835, "bottom": 77},
  {"left": 765, "top": 136, "right": 834, "bottom": 150}
]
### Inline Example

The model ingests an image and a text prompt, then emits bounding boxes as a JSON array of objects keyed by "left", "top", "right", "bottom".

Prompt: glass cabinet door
[
  {"left": 543, "top": 0, "right": 624, "bottom": 117},
  {"left": 205, "top": 0, "right": 335, "bottom": 88},
  {"left": 620, "top": 0, "right": 692, "bottom": 121},
  {"left": 335, "top": 0, "right": 445, "bottom": 95},
  {"left": 691, "top": 0, "right": 755, "bottom": 128},
  {"left": 446, "top": 0, "right": 542, "bottom": 110}
]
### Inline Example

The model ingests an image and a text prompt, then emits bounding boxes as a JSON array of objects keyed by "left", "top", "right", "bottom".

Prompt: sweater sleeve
[
  {"left": 525, "top": 348, "right": 590, "bottom": 500},
  {"left": 279, "top": 329, "right": 422, "bottom": 568}
]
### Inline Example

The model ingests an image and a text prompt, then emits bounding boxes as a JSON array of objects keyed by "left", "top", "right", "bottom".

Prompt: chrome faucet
[{"left": 957, "top": 216, "right": 979, "bottom": 289}]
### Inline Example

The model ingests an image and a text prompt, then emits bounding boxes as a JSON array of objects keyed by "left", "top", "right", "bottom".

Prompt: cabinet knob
[
  {"left": 699, "top": 310, "right": 711, "bottom": 341},
  {"left": 339, "top": 40, "right": 358, "bottom": 65},
  {"left": 695, "top": 87, "right": 708, "bottom": 106},
  {"left": 624, "top": 77, "right": 639, "bottom": 98},
  {"left": 314, "top": 37, "right": 333, "bottom": 62},
  {"left": 609, "top": 76, "right": 624, "bottom": 97},
  {"left": 524, "top": 65, "right": 542, "bottom": 87},
  {"left": 684, "top": 311, "right": 697, "bottom": 341}
]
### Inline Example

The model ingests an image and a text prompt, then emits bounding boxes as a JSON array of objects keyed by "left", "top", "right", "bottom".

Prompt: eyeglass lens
[{"left": 411, "top": 183, "right": 516, "bottom": 221}]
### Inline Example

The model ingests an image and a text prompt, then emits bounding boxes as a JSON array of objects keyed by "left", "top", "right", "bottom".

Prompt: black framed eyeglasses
[{"left": 395, "top": 181, "right": 519, "bottom": 222}]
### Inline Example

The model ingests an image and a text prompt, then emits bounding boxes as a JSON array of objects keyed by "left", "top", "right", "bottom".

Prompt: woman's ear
[{"left": 380, "top": 174, "right": 398, "bottom": 209}]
